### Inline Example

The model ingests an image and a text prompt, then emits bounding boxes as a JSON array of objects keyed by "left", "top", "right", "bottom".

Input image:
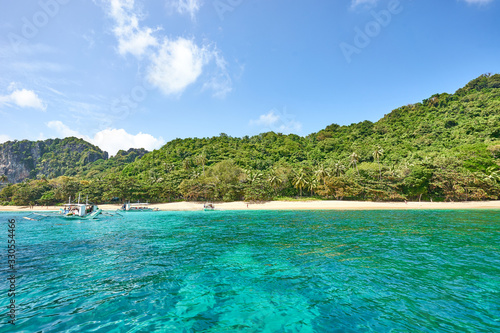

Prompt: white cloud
[
  {"left": 0, "top": 87, "right": 47, "bottom": 111},
  {"left": 250, "top": 111, "right": 280, "bottom": 127},
  {"left": 45, "top": 86, "right": 66, "bottom": 97},
  {"left": 0, "top": 134, "right": 12, "bottom": 144},
  {"left": 83, "top": 30, "right": 96, "bottom": 49},
  {"left": 93, "top": 128, "right": 165, "bottom": 156},
  {"left": 47, "top": 121, "right": 83, "bottom": 138},
  {"left": 0, "top": 43, "right": 55, "bottom": 58},
  {"left": 147, "top": 38, "right": 231, "bottom": 97},
  {"left": 147, "top": 37, "right": 208, "bottom": 95},
  {"left": 462, "top": 0, "right": 493, "bottom": 4},
  {"left": 203, "top": 51, "right": 232, "bottom": 98},
  {"left": 250, "top": 110, "right": 302, "bottom": 134},
  {"left": 351, "top": 0, "right": 378, "bottom": 9},
  {"left": 171, "top": 0, "right": 202, "bottom": 20},
  {"left": 47, "top": 121, "right": 165, "bottom": 156},
  {"left": 11, "top": 61, "right": 68, "bottom": 73},
  {"left": 102, "top": 0, "right": 232, "bottom": 97},
  {"left": 106, "top": 0, "right": 158, "bottom": 57}
]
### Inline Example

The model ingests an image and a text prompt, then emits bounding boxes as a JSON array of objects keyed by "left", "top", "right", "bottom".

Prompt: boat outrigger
[{"left": 120, "top": 202, "right": 159, "bottom": 212}]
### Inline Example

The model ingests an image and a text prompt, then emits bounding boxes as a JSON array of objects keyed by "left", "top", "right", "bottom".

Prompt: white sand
[{"left": 3, "top": 200, "right": 499, "bottom": 212}]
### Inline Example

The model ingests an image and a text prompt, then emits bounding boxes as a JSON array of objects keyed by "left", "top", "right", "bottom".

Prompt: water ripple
[{"left": 1, "top": 210, "right": 499, "bottom": 332}]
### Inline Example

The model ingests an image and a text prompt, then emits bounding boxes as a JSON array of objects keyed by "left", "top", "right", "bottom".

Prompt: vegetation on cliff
[{"left": 0, "top": 137, "right": 108, "bottom": 183}]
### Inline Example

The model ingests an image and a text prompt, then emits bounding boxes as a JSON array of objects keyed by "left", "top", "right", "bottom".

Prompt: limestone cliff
[{"left": 0, "top": 137, "right": 108, "bottom": 183}]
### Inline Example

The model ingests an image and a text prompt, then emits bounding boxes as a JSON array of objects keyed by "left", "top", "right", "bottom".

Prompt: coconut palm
[
  {"left": 148, "top": 169, "right": 160, "bottom": 184},
  {"left": 246, "top": 169, "right": 263, "bottom": 183},
  {"left": 373, "top": 146, "right": 384, "bottom": 179},
  {"left": 182, "top": 158, "right": 192, "bottom": 170},
  {"left": 268, "top": 173, "right": 283, "bottom": 195},
  {"left": 332, "top": 161, "right": 346, "bottom": 177},
  {"left": 293, "top": 169, "right": 308, "bottom": 197},
  {"left": 350, "top": 152, "right": 360, "bottom": 176},
  {"left": 162, "top": 162, "right": 174, "bottom": 173},
  {"left": 314, "top": 165, "right": 329, "bottom": 185},
  {"left": 196, "top": 151, "right": 208, "bottom": 176},
  {"left": 307, "top": 174, "right": 318, "bottom": 196},
  {"left": 484, "top": 167, "right": 500, "bottom": 184},
  {"left": 0, "top": 174, "right": 8, "bottom": 183}
]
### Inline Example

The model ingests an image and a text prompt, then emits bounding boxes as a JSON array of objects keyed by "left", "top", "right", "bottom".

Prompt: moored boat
[
  {"left": 203, "top": 203, "right": 215, "bottom": 211},
  {"left": 59, "top": 203, "right": 101, "bottom": 219},
  {"left": 120, "top": 202, "right": 159, "bottom": 212},
  {"left": 24, "top": 195, "right": 102, "bottom": 221}
]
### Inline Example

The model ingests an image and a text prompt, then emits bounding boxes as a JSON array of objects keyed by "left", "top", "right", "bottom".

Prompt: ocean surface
[{"left": 1, "top": 210, "right": 499, "bottom": 332}]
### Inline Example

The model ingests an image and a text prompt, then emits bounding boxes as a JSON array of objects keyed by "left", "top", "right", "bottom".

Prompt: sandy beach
[{"left": 1, "top": 200, "right": 500, "bottom": 212}]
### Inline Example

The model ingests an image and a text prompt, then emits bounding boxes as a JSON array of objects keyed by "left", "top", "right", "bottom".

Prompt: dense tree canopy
[{"left": 1, "top": 74, "right": 500, "bottom": 205}]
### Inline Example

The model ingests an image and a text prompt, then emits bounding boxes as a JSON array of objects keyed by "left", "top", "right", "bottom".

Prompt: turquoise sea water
[{"left": 1, "top": 210, "right": 499, "bottom": 332}]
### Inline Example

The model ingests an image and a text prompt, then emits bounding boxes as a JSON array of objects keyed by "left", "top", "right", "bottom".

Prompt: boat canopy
[
  {"left": 125, "top": 203, "right": 148, "bottom": 210},
  {"left": 61, "top": 204, "right": 87, "bottom": 217}
]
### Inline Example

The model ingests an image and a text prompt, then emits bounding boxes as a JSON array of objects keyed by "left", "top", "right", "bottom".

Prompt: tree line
[{"left": 1, "top": 74, "right": 500, "bottom": 205}]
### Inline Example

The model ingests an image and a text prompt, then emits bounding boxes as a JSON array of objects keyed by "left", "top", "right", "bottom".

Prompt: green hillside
[
  {"left": 1, "top": 74, "right": 500, "bottom": 205},
  {"left": 0, "top": 137, "right": 108, "bottom": 183}
]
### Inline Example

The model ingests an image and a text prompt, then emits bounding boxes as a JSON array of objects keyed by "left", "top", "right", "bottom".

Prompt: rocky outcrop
[
  {"left": 0, "top": 137, "right": 108, "bottom": 183},
  {"left": 113, "top": 148, "right": 149, "bottom": 163},
  {"left": 0, "top": 140, "right": 47, "bottom": 183}
]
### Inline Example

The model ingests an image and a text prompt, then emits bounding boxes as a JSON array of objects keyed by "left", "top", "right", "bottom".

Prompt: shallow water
[{"left": 1, "top": 210, "right": 499, "bottom": 332}]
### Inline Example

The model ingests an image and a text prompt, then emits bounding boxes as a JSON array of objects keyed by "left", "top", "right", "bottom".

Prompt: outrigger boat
[
  {"left": 58, "top": 202, "right": 101, "bottom": 220},
  {"left": 23, "top": 195, "right": 117, "bottom": 221},
  {"left": 203, "top": 203, "right": 215, "bottom": 211},
  {"left": 119, "top": 202, "right": 160, "bottom": 212}
]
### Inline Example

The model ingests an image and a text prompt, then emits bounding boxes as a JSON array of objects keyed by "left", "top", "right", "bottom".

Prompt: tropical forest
[{"left": 1, "top": 74, "right": 500, "bottom": 206}]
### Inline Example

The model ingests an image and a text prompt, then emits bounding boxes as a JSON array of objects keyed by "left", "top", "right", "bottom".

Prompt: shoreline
[{"left": 1, "top": 200, "right": 500, "bottom": 212}]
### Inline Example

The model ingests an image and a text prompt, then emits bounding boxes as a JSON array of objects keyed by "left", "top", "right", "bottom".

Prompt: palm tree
[
  {"left": 163, "top": 162, "right": 174, "bottom": 173},
  {"left": 307, "top": 175, "right": 318, "bottom": 196},
  {"left": 182, "top": 158, "right": 192, "bottom": 171},
  {"left": 246, "top": 169, "right": 263, "bottom": 183},
  {"left": 314, "top": 165, "right": 329, "bottom": 185},
  {"left": 484, "top": 167, "right": 500, "bottom": 184},
  {"left": 0, "top": 174, "right": 8, "bottom": 184},
  {"left": 373, "top": 146, "right": 384, "bottom": 180},
  {"left": 293, "top": 169, "right": 308, "bottom": 197},
  {"left": 350, "top": 152, "right": 360, "bottom": 176},
  {"left": 268, "top": 173, "right": 282, "bottom": 195},
  {"left": 332, "top": 161, "right": 345, "bottom": 177},
  {"left": 148, "top": 169, "right": 159, "bottom": 183},
  {"left": 196, "top": 151, "right": 208, "bottom": 176}
]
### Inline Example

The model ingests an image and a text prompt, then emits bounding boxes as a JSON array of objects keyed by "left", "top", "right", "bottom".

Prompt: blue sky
[{"left": 0, "top": 0, "right": 499, "bottom": 155}]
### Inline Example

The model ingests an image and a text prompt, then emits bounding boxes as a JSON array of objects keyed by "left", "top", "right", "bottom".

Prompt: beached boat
[
  {"left": 203, "top": 203, "right": 215, "bottom": 211},
  {"left": 120, "top": 202, "right": 160, "bottom": 212}
]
